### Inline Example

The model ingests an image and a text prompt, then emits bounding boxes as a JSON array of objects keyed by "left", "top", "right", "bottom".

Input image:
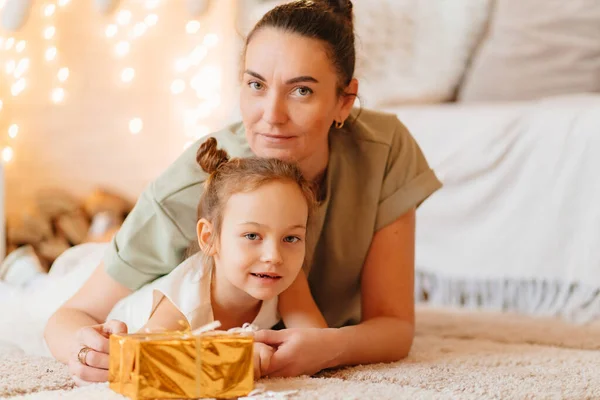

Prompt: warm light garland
[{"left": 0, "top": 0, "right": 224, "bottom": 162}]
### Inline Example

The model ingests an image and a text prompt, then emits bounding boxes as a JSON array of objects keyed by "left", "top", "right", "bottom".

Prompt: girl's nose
[{"left": 260, "top": 241, "right": 283, "bottom": 265}]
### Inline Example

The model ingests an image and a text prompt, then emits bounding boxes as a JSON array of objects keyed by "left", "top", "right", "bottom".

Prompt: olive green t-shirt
[{"left": 104, "top": 108, "right": 442, "bottom": 328}]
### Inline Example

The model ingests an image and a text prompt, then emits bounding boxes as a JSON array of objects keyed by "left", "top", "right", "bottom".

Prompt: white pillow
[{"left": 458, "top": 0, "right": 600, "bottom": 102}]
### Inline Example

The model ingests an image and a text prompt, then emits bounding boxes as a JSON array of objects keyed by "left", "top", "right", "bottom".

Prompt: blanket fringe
[{"left": 415, "top": 271, "right": 600, "bottom": 324}]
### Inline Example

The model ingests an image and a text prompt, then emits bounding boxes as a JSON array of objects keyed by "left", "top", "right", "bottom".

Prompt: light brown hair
[{"left": 189, "top": 137, "right": 316, "bottom": 260}]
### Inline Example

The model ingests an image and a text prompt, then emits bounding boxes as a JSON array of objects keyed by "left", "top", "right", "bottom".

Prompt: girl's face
[
  {"left": 240, "top": 27, "right": 356, "bottom": 178},
  {"left": 210, "top": 180, "right": 308, "bottom": 301}
]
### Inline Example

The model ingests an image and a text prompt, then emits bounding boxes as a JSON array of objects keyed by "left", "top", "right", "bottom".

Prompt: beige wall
[{"left": 0, "top": 0, "right": 240, "bottom": 217}]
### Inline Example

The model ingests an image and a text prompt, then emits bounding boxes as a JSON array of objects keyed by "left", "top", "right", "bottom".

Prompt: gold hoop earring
[{"left": 335, "top": 120, "right": 344, "bottom": 129}]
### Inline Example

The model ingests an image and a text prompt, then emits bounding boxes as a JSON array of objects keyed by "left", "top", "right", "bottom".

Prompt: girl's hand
[
  {"left": 254, "top": 328, "right": 340, "bottom": 378},
  {"left": 253, "top": 342, "right": 275, "bottom": 379},
  {"left": 68, "top": 320, "right": 128, "bottom": 384}
]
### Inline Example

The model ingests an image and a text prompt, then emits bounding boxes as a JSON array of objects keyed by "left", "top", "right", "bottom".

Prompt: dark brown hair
[
  {"left": 245, "top": 0, "right": 356, "bottom": 97},
  {"left": 192, "top": 137, "right": 316, "bottom": 259}
]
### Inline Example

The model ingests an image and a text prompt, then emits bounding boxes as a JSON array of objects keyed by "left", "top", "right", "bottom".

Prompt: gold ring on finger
[{"left": 77, "top": 346, "right": 92, "bottom": 366}]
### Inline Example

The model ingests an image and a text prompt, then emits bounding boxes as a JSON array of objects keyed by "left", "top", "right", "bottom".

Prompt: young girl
[{"left": 104, "top": 136, "right": 328, "bottom": 378}]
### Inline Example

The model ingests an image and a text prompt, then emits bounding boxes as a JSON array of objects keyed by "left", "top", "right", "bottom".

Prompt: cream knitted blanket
[{"left": 2, "top": 306, "right": 599, "bottom": 399}]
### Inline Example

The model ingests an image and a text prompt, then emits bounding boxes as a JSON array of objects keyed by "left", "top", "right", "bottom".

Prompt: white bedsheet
[{"left": 385, "top": 94, "right": 600, "bottom": 320}]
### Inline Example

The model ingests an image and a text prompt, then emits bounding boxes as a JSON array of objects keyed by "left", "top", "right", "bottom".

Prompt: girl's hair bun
[{"left": 196, "top": 137, "right": 230, "bottom": 174}]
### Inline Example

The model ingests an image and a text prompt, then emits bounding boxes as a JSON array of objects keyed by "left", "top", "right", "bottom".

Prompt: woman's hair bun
[
  {"left": 196, "top": 137, "right": 230, "bottom": 174},
  {"left": 323, "top": 0, "right": 353, "bottom": 24}
]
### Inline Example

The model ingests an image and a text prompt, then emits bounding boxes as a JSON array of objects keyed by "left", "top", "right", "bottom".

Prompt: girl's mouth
[{"left": 250, "top": 272, "right": 281, "bottom": 280}]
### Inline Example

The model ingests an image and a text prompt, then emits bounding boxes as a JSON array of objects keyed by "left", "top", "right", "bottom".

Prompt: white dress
[{"left": 107, "top": 251, "right": 281, "bottom": 333}]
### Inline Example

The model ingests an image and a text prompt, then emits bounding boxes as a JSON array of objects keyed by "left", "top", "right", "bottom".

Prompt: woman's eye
[
  {"left": 245, "top": 233, "right": 259, "bottom": 241},
  {"left": 283, "top": 236, "right": 300, "bottom": 243},
  {"left": 293, "top": 86, "right": 313, "bottom": 97},
  {"left": 248, "top": 81, "right": 264, "bottom": 91}
]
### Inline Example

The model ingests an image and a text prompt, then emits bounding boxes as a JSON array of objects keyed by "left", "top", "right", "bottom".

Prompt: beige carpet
[{"left": 2, "top": 306, "right": 599, "bottom": 399}]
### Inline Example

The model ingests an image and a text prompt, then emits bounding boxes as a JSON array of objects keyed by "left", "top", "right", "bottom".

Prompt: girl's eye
[
  {"left": 283, "top": 236, "right": 300, "bottom": 243},
  {"left": 293, "top": 86, "right": 313, "bottom": 97},
  {"left": 245, "top": 233, "right": 260, "bottom": 241},
  {"left": 249, "top": 81, "right": 264, "bottom": 91}
]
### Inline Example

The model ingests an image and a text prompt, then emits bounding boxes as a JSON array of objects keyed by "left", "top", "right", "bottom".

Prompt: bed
[{"left": 387, "top": 94, "right": 600, "bottom": 323}]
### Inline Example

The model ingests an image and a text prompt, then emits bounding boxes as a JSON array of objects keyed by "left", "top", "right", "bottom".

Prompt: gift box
[{"left": 108, "top": 324, "right": 254, "bottom": 400}]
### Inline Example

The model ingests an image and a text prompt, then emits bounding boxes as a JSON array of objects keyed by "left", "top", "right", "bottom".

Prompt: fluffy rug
[{"left": 1, "top": 306, "right": 599, "bottom": 399}]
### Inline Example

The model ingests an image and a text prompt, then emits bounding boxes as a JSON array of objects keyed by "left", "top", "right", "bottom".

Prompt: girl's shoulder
[{"left": 164, "top": 251, "right": 210, "bottom": 282}]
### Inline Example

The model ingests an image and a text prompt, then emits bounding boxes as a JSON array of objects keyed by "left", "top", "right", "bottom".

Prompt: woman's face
[{"left": 240, "top": 28, "right": 356, "bottom": 178}]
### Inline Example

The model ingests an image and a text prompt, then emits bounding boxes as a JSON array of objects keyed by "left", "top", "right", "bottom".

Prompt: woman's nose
[
  {"left": 260, "top": 241, "right": 283, "bottom": 265},
  {"left": 262, "top": 92, "right": 288, "bottom": 126}
]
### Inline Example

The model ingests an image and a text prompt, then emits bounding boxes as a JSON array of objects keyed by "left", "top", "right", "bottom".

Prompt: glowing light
[
  {"left": 58, "top": 0, "right": 70, "bottom": 6},
  {"left": 51, "top": 88, "right": 65, "bottom": 103},
  {"left": 189, "top": 45, "right": 207, "bottom": 66},
  {"left": 105, "top": 24, "right": 118, "bottom": 38},
  {"left": 175, "top": 58, "right": 189, "bottom": 73},
  {"left": 8, "top": 124, "right": 18, "bottom": 138},
  {"left": 115, "top": 41, "right": 130, "bottom": 57},
  {"left": 170, "top": 79, "right": 186, "bottom": 94},
  {"left": 195, "top": 101, "right": 214, "bottom": 119},
  {"left": 44, "top": 4, "right": 56, "bottom": 17},
  {"left": 5, "top": 60, "right": 15, "bottom": 74},
  {"left": 45, "top": 47, "right": 57, "bottom": 61},
  {"left": 0, "top": 100, "right": 3, "bottom": 111},
  {"left": 11, "top": 79, "right": 26, "bottom": 96},
  {"left": 44, "top": 26, "right": 56, "bottom": 40},
  {"left": 203, "top": 33, "right": 219, "bottom": 47},
  {"left": 144, "top": 14, "right": 158, "bottom": 26},
  {"left": 190, "top": 65, "right": 221, "bottom": 96},
  {"left": 129, "top": 118, "right": 143, "bottom": 134},
  {"left": 117, "top": 10, "right": 132, "bottom": 25},
  {"left": 14, "top": 58, "right": 29, "bottom": 78},
  {"left": 58, "top": 67, "right": 69, "bottom": 82},
  {"left": 133, "top": 23, "right": 146, "bottom": 37},
  {"left": 5, "top": 37, "right": 14, "bottom": 50},
  {"left": 2, "top": 147, "right": 13, "bottom": 163},
  {"left": 186, "top": 21, "right": 201, "bottom": 34},
  {"left": 15, "top": 40, "right": 26, "bottom": 53},
  {"left": 121, "top": 67, "right": 135, "bottom": 82}
]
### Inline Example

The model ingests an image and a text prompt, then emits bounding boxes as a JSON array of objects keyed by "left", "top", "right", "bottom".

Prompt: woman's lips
[{"left": 258, "top": 133, "right": 297, "bottom": 143}]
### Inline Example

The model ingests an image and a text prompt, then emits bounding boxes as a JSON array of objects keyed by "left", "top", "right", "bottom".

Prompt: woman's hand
[
  {"left": 253, "top": 328, "right": 340, "bottom": 378},
  {"left": 68, "top": 320, "right": 128, "bottom": 384},
  {"left": 253, "top": 342, "right": 275, "bottom": 379}
]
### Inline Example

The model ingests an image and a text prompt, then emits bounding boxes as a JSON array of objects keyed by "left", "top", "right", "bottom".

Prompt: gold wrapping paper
[{"left": 108, "top": 330, "right": 254, "bottom": 399}]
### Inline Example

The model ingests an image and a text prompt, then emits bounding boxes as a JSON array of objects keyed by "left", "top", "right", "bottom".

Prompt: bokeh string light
[
  {"left": 102, "top": 1, "right": 165, "bottom": 135},
  {"left": 0, "top": 0, "right": 73, "bottom": 164},
  {"left": 175, "top": 21, "right": 222, "bottom": 150},
  {"left": 0, "top": 0, "right": 223, "bottom": 161}
]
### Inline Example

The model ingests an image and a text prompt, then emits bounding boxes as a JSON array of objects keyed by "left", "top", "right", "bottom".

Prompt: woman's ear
[
  {"left": 196, "top": 218, "right": 216, "bottom": 256},
  {"left": 338, "top": 78, "right": 359, "bottom": 121}
]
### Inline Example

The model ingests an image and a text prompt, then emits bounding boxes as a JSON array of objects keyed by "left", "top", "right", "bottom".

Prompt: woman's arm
[
  {"left": 327, "top": 207, "right": 415, "bottom": 366},
  {"left": 255, "top": 208, "right": 416, "bottom": 376},
  {"left": 44, "top": 262, "right": 132, "bottom": 365},
  {"left": 278, "top": 270, "right": 328, "bottom": 329}
]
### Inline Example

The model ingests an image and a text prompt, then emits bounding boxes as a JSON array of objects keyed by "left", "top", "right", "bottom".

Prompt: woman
[{"left": 44, "top": 0, "right": 442, "bottom": 382}]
